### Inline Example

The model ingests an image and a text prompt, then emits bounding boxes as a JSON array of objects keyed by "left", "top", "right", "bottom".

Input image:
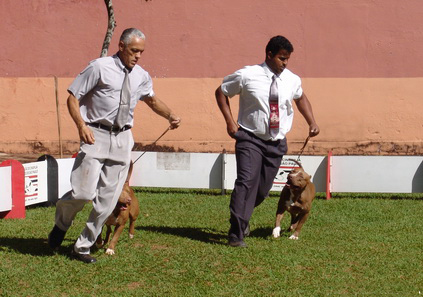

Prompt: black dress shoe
[
  {"left": 48, "top": 225, "right": 66, "bottom": 249},
  {"left": 71, "top": 251, "right": 97, "bottom": 264},
  {"left": 228, "top": 237, "right": 247, "bottom": 248}
]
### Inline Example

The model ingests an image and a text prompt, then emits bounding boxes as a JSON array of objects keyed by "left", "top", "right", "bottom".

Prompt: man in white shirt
[
  {"left": 48, "top": 28, "right": 181, "bottom": 262},
  {"left": 215, "top": 35, "right": 319, "bottom": 247}
]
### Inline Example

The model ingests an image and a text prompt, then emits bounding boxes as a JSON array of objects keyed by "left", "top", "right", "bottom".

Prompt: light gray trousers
[{"left": 55, "top": 126, "right": 134, "bottom": 254}]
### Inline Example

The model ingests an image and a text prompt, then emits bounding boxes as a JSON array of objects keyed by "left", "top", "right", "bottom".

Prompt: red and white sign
[
  {"left": 23, "top": 161, "right": 47, "bottom": 206},
  {"left": 271, "top": 158, "right": 302, "bottom": 191}
]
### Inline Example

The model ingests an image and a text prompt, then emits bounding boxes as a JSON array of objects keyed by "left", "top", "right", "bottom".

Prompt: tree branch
[{"left": 100, "top": 0, "right": 116, "bottom": 57}]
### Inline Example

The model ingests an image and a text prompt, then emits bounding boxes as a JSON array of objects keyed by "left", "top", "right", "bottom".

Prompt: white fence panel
[
  {"left": 130, "top": 152, "right": 328, "bottom": 193},
  {"left": 131, "top": 152, "right": 223, "bottom": 189},
  {"left": 331, "top": 156, "right": 423, "bottom": 193},
  {"left": 0, "top": 166, "right": 12, "bottom": 211},
  {"left": 271, "top": 156, "right": 327, "bottom": 192},
  {"left": 57, "top": 158, "right": 75, "bottom": 198},
  {"left": 226, "top": 155, "right": 327, "bottom": 193}
]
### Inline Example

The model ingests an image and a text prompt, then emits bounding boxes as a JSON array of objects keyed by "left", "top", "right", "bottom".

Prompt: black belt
[{"left": 87, "top": 122, "right": 131, "bottom": 132}]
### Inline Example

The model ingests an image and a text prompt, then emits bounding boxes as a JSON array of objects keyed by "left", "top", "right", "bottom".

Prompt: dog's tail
[{"left": 286, "top": 158, "right": 303, "bottom": 168}]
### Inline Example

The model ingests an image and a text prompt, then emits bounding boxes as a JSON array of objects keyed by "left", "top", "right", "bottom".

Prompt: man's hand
[
  {"left": 78, "top": 125, "right": 95, "bottom": 144},
  {"left": 309, "top": 123, "right": 320, "bottom": 137},
  {"left": 168, "top": 114, "right": 181, "bottom": 130},
  {"left": 215, "top": 86, "right": 239, "bottom": 139},
  {"left": 68, "top": 94, "right": 95, "bottom": 145},
  {"left": 227, "top": 121, "right": 239, "bottom": 139}
]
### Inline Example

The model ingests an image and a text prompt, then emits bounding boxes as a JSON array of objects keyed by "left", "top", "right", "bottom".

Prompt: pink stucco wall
[{"left": 0, "top": 0, "right": 422, "bottom": 155}]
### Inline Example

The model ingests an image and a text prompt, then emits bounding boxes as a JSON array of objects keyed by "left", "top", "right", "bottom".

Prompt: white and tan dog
[{"left": 272, "top": 160, "right": 315, "bottom": 240}]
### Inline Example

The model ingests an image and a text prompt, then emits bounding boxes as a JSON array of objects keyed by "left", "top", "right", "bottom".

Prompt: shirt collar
[
  {"left": 113, "top": 53, "right": 131, "bottom": 73},
  {"left": 262, "top": 62, "right": 282, "bottom": 80}
]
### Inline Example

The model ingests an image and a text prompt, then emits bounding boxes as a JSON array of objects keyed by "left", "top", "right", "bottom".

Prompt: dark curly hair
[{"left": 265, "top": 36, "right": 294, "bottom": 55}]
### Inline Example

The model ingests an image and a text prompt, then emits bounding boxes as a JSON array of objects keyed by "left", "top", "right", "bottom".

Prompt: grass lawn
[{"left": 0, "top": 189, "right": 422, "bottom": 296}]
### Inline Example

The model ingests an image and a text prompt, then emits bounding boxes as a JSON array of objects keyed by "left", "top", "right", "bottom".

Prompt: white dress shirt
[
  {"left": 221, "top": 62, "right": 303, "bottom": 141},
  {"left": 68, "top": 55, "right": 155, "bottom": 127}
]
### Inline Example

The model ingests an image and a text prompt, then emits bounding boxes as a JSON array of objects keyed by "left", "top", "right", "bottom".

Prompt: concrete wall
[{"left": 1, "top": 0, "right": 422, "bottom": 156}]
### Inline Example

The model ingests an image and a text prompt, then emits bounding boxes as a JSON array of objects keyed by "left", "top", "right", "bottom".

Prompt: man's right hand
[
  {"left": 78, "top": 125, "right": 95, "bottom": 144},
  {"left": 215, "top": 86, "right": 239, "bottom": 139},
  {"left": 227, "top": 121, "right": 239, "bottom": 139},
  {"left": 68, "top": 94, "right": 95, "bottom": 144}
]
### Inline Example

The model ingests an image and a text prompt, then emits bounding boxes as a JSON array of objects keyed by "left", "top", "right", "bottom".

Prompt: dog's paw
[
  {"left": 105, "top": 248, "right": 115, "bottom": 255},
  {"left": 95, "top": 240, "right": 105, "bottom": 249},
  {"left": 272, "top": 227, "right": 281, "bottom": 238},
  {"left": 129, "top": 233, "right": 134, "bottom": 239},
  {"left": 289, "top": 234, "right": 299, "bottom": 240}
]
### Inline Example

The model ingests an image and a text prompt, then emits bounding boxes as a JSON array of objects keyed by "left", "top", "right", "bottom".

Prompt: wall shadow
[
  {"left": 412, "top": 160, "right": 423, "bottom": 193},
  {"left": 209, "top": 154, "right": 223, "bottom": 190},
  {"left": 311, "top": 156, "right": 327, "bottom": 193}
]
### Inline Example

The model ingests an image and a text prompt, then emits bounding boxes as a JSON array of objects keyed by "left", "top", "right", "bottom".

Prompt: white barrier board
[
  {"left": 47, "top": 154, "right": 423, "bottom": 200},
  {"left": 225, "top": 155, "right": 327, "bottom": 192},
  {"left": 131, "top": 152, "right": 327, "bottom": 192},
  {"left": 0, "top": 166, "right": 12, "bottom": 212},
  {"left": 131, "top": 152, "right": 222, "bottom": 189},
  {"left": 57, "top": 158, "right": 75, "bottom": 198},
  {"left": 272, "top": 156, "right": 327, "bottom": 192},
  {"left": 331, "top": 156, "right": 423, "bottom": 193},
  {"left": 23, "top": 161, "right": 48, "bottom": 206}
]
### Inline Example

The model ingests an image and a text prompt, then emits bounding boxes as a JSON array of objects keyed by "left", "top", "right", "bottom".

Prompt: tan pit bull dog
[
  {"left": 272, "top": 160, "right": 315, "bottom": 240},
  {"left": 96, "top": 161, "right": 140, "bottom": 255}
]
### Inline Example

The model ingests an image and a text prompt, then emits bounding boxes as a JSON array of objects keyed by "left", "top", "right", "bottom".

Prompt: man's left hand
[
  {"left": 309, "top": 123, "right": 320, "bottom": 137},
  {"left": 169, "top": 114, "right": 181, "bottom": 129}
]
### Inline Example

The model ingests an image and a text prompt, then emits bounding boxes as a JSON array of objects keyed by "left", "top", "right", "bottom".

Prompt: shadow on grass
[
  {"left": 249, "top": 226, "right": 274, "bottom": 239},
  {"left": 139, "top": 225, "right": 276, "bottom": 243},
  {"left": 0, "top": 237, "right": 78, "bottom": 258},
  {"left": 138, "top": 225, "right": 228, "bottom": 245}
]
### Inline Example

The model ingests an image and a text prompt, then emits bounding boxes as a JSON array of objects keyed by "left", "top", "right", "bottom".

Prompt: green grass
[{"left": 0, "top": 189, "right": 422, "bottom": 296}]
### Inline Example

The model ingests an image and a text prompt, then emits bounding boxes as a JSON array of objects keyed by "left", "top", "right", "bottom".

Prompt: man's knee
[{"left": 72, "top": 189, "right": 96, "bottom": 202}]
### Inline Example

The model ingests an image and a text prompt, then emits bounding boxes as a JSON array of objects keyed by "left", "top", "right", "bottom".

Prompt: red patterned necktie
[{"left": 269, "top": 75, "right": 279, "bottom": 138}]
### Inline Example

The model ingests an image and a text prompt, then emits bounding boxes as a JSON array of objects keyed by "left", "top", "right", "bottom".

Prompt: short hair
[
  {"left": 120, "top": 28, "right": 146, "bottom": 46},
  {"left": 265, "top": 36, "right": 294, "bottom": 55}
]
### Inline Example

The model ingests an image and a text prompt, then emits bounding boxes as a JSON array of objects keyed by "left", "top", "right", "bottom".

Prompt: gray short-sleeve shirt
[{"left": 68, "top": 55, "right": 155, "bottom": 127}]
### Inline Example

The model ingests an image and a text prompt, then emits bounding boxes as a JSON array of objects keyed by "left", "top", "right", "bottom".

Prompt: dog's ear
[{"left": 304, "top": 173, "right": 312, "bottom": 182}]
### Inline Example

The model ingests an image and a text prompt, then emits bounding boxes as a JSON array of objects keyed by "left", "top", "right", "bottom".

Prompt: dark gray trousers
[{"left": 229, "top": 128, "right": 287, "bottom": 241}]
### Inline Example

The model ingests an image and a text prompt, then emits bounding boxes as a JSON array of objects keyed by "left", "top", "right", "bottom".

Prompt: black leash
[
  {"left": 286, "top": 136, "right": 310, "bottom": 170},
  {"left": 296, "top": 135, "right": 310, "bottom": 162},
  {"left": 132, "top": 126, "right": 171, "bottom": 164}
]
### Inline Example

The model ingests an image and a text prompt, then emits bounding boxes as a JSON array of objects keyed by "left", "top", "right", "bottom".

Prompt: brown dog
[
  {"left": 96, "top": 162, "right": 140, "bottom": 255},
  {"left": 272, "top": 160, "right": 315, "bottom": 240}
]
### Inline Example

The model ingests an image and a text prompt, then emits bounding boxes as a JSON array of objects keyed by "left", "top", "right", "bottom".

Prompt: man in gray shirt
[{"left": 48, "top": 28, "right": 181, "bottom": 263}]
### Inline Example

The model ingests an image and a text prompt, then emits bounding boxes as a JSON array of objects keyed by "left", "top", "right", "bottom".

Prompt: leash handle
[{"left": 133, "top": 126, "right": 171, "bottom": 164}]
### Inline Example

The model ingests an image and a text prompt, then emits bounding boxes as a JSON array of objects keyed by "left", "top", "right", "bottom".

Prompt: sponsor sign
[
  {"left": 23, "top": 161, "right": 48, "bottom": 206},
  {"left": 271, "top": 158, "right": 301, "bottom": 191}
]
